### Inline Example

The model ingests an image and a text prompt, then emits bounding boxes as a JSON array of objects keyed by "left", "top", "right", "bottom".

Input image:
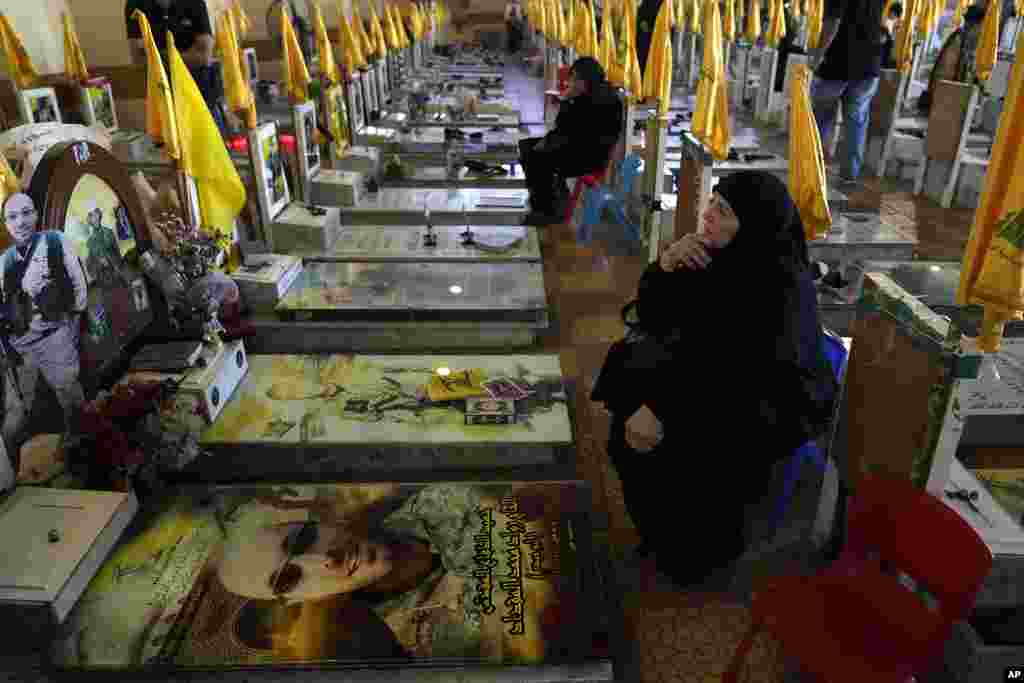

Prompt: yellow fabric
[
  {"left": 168, "top": 33, "right": 245, "bottom": 251},
  {"left": 0, "top": 13, "right": 38, "bottom": 90},
  {"left": 642, "top": 0, "right": 673, "bottom": 112},
  {"left": 312, "top": 2, "right": 341, "bottom": 85},
  {"left": 133, "top": 11, "right": 180, "bottom": 161},
  {"left": 626, "top": 0, "right": 643, "bottom": 99},
  {"left": 341, "top": 5, "right": 369, "bottom": 69},
  {"left": 281, "top": 5, "right": 311, "bottom": 103},
  {"left": 231, "top": 1, "right": 252, "bottom": 37},
  {"left": 723, "top": 0, "right": 737, "bottom": 42},
  {"left": 975, "top": 0, "right": 1001, "bottom": 83},
  {"left": 585, "top": 1, "right": 599, "bottom": 56},
  {"left": 539, "top": 0, "right": 549, "bottom": 37},
  {"left": 382, "top": 4, "right": 400, "bottom": 50},
  {"left": 216, "top": 12, "right": 257, "bottom": 129},
  {"left": 767, "top": 0, "right": 787, "bottom": 47},
  {"left": 353, "top": 9, "right": 374, "bottom": 59},
  {"left": 574, "top": 0, "right": 588, "bottom": 55},
  {"left": 689, "top": 0, "right": 701, "bottom": 33},
  {"left": 789, "top": 64, "right": 832, "bottom": 239},
  {"left": 806, "top": 0, "right": 823, "bottom": 49},
  {"left": 369, "top": 4, "right": 388, "bottom": 58},
  {"left": 63, "top": 13, "right": 90, "bottom": 83},
  {"left": 791, "top": 0, "right": 802, "bottom": 20},
  {"left": 394, "top": 6, "right": 411, "bottom": 47},
  {"left": 956, "top": 35, "right": 1024, "bottom": 353},
  {"left": 893, "top": 0, "right": 917, "bottom": 72},
  {"left": 745, "top": 0, "right": 761, "bottom": 43},
  {"left": 692, "top": 0, "right": 730, "bottom": 159},
  {"left": 0, "top": 152, "right": 20, "bottom": 209}
]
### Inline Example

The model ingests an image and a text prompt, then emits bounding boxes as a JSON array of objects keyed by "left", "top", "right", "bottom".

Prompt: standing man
[
  {"left": 125, "top": 0, "right": 229, "bottom": 135},
  {"left": 808, "top": 0, "right": 885, "bottom": 186},
  {"left": 0, "top": 193, "right": 88, "bottom": 465}
]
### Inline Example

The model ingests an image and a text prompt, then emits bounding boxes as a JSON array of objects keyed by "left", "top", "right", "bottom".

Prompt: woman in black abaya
[{"left": 592, "top": 171, "right": 838, "bottom": 589}]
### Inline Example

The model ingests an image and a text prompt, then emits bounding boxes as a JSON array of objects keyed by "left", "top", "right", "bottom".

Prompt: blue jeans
[{"left": 810, "top": 76, "right": 880, "bottom": 181}]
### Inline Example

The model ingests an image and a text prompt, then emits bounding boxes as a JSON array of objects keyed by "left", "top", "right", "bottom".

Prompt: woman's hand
[
  {"left": 624, "top": 404, "right": 663, "bottom": 453},
  {"left": 660, "top": 233, "right": 714, "bottom": 272}
]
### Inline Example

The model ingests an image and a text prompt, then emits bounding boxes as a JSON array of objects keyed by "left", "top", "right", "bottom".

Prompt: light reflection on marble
[
  {"left": 396, "top": 126, "right": 525, "bottom": 149},
  {"left": 345, "top": 187, "right": 529, "bottom": 213},
  {"left": 382, "top": 111, "right": 520, "bottom": 128},
  {"left": 276, "top": 261, "right": 547, "bottom": 312},
  {"left": 327, "top": 225, "right": 540, "bottom": 260},
  {"left": 382, "top": 165, "right": 527, "bottom": 188}
]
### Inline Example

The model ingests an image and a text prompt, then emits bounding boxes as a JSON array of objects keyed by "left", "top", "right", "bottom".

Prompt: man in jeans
[{"left": 809, "top": 0, "right": 885, "bottom": 185}]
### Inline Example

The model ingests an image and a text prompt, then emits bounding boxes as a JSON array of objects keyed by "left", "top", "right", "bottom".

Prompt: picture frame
[
  {"left": 376, "top": 61, "right": 389, "bottom": 107},
  {"left": 326, "top": 85, "right": 350, "bottom": 163},
  {"left": 358, "top": 70, "right": 374, "bottom": 123},
  {"left": 79, "top": 79, "right": 118, "bottom": 132},
  {"left": 17, "top": 87, "right": 62, "bottom": 126},
  {"left": 346, "top": 73, "right": 365, "bottom": 137},
  {"left": 248, "top": 122, "right": 290, "bottom": 232},
  {"left": 292, "top": 100, "right": 320, "bottom": 202},
  {"left": 243, "top": 47, "right": 259, "bottom": 83}
]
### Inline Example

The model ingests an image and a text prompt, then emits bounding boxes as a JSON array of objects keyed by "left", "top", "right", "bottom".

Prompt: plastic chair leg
[{"left": 723, "top": 620, "right": 763, "bottom": 683}]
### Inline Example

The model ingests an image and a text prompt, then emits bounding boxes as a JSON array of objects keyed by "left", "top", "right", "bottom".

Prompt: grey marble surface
[
  {"left": 381, "top": 164, "right": 527, "bottom": 188},
  {"left": 341, "top": 188, "right": 528, "bottom": 225},
  {"left": 322, "top": 225, "right": 540, "bottom": 261}
]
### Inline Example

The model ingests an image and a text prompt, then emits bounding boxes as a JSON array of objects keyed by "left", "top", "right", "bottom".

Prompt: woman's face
[
  {"left": 700, "top": 193, "right": 740, "bottom": 248},
  {"left": 218, "top": 522, "right": 400, "bottom": 602}
]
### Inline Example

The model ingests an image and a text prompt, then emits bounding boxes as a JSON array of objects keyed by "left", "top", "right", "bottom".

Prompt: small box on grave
[
  {"left": 308, "top": 169, "right": 363, "bottom": 207},
  {"left": 120, "top": 341, "right": 249, "bottom": 431},
  {"left": 0, "top": 487, "right": 138, "bottom": 635},
  {"left": 271, "top": 202, "right": 343, "bottom": 252},
  {"left": 465, "top": 396, "right": 518, "bottom": 425},
  {"left": 334, "top": 145, "right": 381, "bottom": 177},
  {"left": 231, "top": 253, "right": 304, "bottom": 311}
]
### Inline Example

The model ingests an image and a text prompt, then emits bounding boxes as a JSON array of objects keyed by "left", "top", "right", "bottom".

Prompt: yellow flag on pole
[
  {"left": 168, "top": 33, "right": 246, "bottom": 250},
  {"left": 893, "top": 0, "right": 917, "bottom": 72},
  {"left": 745, "top": 0, "right": 761, "bottom": 43},
  {"left": 600, "top": 3, "right": 615, "bottom": 73},
  {"left": 312, "top": 1, "right": 341, "bottom": 85},
  {"left": 723, "top": 0, "right": 737, "bottom": 42},
  {"left": 63, "top": 13, "right": 90, "bottom": 83},
  {"left": 0, "top": 13, "right": 38, "bottom": 90},
  {"left": 231, "top": 1, "right": 252, "bottom": 37},
  {"left": 689, "top": 0, "right": 701, "bottom": 33},
  {"left": 766, "top": 0, "right": 786, "bottom": 47},
  {"left": 281, "top": 5, "right": 311, "bottom": 103},
  {"left": 133, "top": 11, "right": 180, "bottom": 160},
  {"left": 341, "top": 3, "right": 369, "bottom": 68},
  {"left": 692, "top": 0, "right": 730, "bottom": 158},
  {"left": 789, "top": 63, "right": 832, "bottom": 239},
  {"left": 369, "top": 3, "right": 388, "bottom": 58},
  {"left": 216, "top": 11, "right": 257, "bottom": 129},
  {"left": 0, "top": 152, "right": 20, "bottom": 205},
  {"left": 975, "top": 0, "right": 1001, "bottom": 83},
  {"left": 642, "top": 0, "right": 674, "bottom": 114},
  {"left": 626, "top": 0, "right": 643, "bottom": 99},
  {"left": 956, "top": 36, "right": 1024, "bottom": 352}
]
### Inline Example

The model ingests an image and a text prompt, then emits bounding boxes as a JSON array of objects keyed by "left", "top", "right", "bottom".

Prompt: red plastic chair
[
  {"left": 563, "top": 168, "right": 609, "bottom": 223},
  {"left": 723, "top": 474, "right": 993, "bottom": 683}
]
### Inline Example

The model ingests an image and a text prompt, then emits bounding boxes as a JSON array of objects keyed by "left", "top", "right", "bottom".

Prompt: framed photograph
[
  {"left": 243, "top": 48, "right": 259, "bottom": 83},
  {"left": 326, "top": 85, "right": 350, "bottom": 162},
  {"left": 376, "top": 61, "right": 389, "bottom": 106},
  {"left": 17, "top": 87, "right": 62, "bottom": 126},
  {"left": 346, "top": 74, "right": 365, "bottom": 136},
  {"left": 358, "top": 71, "right": 374, "bottom": 123},
  {"left": 249, "top": 122, "right": 290, "bottom": 231},
  {"left": 292, "top": 100, "right": 320, "bottom": 202},
  {"left": 79, "top": 79, "right": 118, "bottom": 132}
]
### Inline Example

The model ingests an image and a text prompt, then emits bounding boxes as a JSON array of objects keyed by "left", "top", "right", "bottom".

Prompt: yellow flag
[
  {"left": 626, "top": 0, "right": 643, "bottom": 99},
  {"left": 692, "top": 0, "right": 730, "bottom": 158},
  {"left": 216, "top": 11, "right": 257, "bottom": 129},
  {"left": 63, "top": 13, "right": 90, "bottom": 83},
  {"left": 642, "top": 0, "right": 674, "bottom": 113},
  {"left": 744, "top": 0, "right": 761, "bottom": 43},
  {"left": 956, "top": 35, "right": 1024, "bottom": 353},
  {"left": 792, "top": 0, "right": 802, "bottom": 19},
  {"left": 723, "top": 0, "right": 737, "bottom": 42},
  {"left": 168, "top": 33, "right": 246, "bottom": 250},
  {"left": 789, "top": 64, "right": 832, "bottom": 239},
  {"left": 975, "top": 0, "right": 1001, "bottom": 83},
  {"left": 341, "top": 3, "right": 369, "bottom": 69},
  {"left": 312, "top": 1, "right": 341, "bottom": 85},
  {"left": 0, "top": 13, "right": 38, "bottom": 90},
  {"left": 281, "top": 5, "right": 311, "bottom": 103},
  {"left": 369, "top": 3, "right": 388, "bottom": 58},
  {"left": 766, "top": 0, "right": 786, "bottom": 46},
  {"left": 355, "top": 8, "right": 375, "bottom": 58},
  {"left": 689, "top": 0, "right": 701, "bottom": 33},
  {"left": 392, "top": 6, "right": 410, "bottom": 47},
  {"left": 600, "top": 3, "right": 615, "bottom": 74},
  {"left": 231, "top": 0, "right": 252, "bottom": 37},
  {"left": 587, "top": 1, "right": 600, "bottom": 55},
  {"left": 893, "top": 0, "right": 916, "bottom": 72},
  {"left": 382, "top": 3, "right": 400, "bottom": 50},
  {"left": 133, "top": 11, "right": 180, "bottom": 160},
  {"left": 0, "top": 152, "right": 19, "bottom": 203}
]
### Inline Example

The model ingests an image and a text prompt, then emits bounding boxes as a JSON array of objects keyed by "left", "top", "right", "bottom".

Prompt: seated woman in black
[
  {"left": 591, "top": 171, "right": 838, "bottom": 589},
  {"left": 518, "top": 57, "right": 624, "bottom": 226}
]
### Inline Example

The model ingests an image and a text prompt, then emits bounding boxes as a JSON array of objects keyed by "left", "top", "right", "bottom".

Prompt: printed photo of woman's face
[{"left": 216, "top": 521, "right": 402, "bottom": 603}]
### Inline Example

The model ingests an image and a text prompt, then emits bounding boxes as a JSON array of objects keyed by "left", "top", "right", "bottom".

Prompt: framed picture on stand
[
  {"left": 292, "top": 100, "right": 320, "bottom": 202},
  {"left": 325, "top": 85, "right": 350, "bottom": 163},
  {"left": 243, "top": 48, "right": 259, "bottom": 84},
  {"left": 17, "top": 87, "right": 62, "bottom": 125},
  {"left": 346, "top": 74, "right": 365, "bottom": 139},
  {"left": 79, "top": 79, "right": 118, "bottom": 132},
  {"left": 249, "top": 122, "right": 291, "bottom": 231}
]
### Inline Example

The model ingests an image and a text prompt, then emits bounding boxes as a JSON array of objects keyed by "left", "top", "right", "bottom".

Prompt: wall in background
[{"left": 0, "top": 0, "right": 71, "bottom": 75}]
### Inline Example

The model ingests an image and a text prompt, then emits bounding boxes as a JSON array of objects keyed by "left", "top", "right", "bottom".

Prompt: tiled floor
[{"left": 505, "top": 57, "right": 973, "bottom": 681}]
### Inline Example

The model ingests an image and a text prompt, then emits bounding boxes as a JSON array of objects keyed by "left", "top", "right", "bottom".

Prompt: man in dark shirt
[
  {"left": 809, "top": 0, "right": 885, "bottom": 184},
  {"left": 125, "top": 0, "right": 228, "bottom": 135},
  {"left": 518, "top": 57, "right": 624, "bottom": 226}
]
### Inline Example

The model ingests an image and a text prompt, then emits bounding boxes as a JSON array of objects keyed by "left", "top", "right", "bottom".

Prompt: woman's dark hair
[
  {"left": 889, "top": 2, "right": 903, "bottom": 17},
  {"left": 569, "top": 57, "right": 607, "bottom": 92}
]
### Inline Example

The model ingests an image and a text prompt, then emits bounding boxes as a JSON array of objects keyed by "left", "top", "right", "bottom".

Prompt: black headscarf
[{"left": 570, "top": 57, "right": 608, "bottom": 93}]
